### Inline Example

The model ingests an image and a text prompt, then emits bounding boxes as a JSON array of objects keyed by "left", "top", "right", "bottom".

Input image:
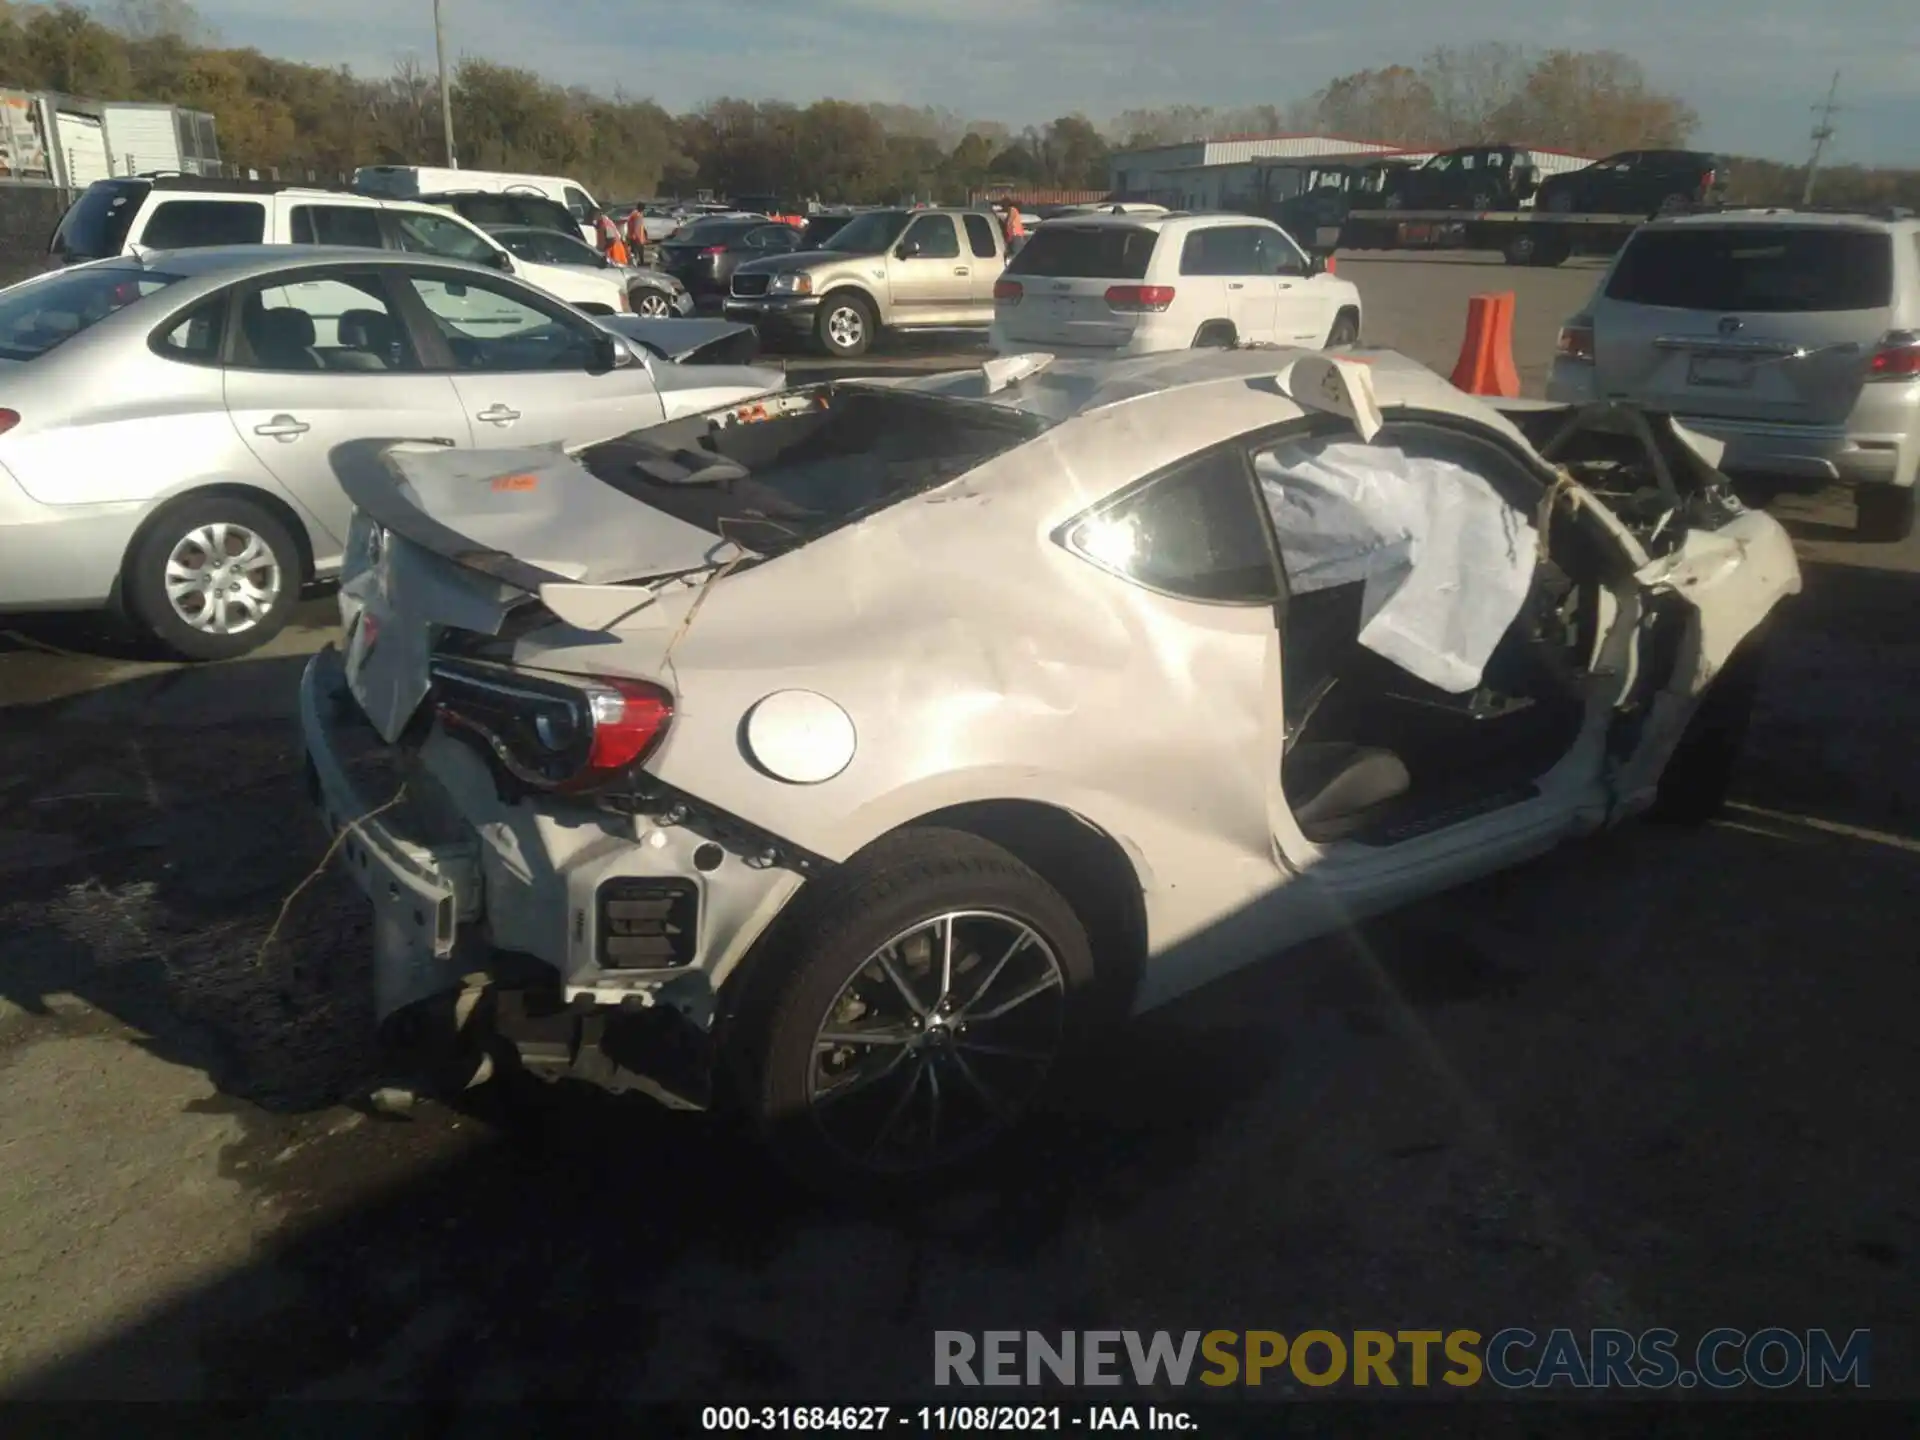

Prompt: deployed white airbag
[{"left": 1255, "top": 437, "right": 1538, "bottom": 694}]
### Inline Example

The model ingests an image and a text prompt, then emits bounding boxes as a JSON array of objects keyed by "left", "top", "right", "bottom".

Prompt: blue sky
[{"left": 183, "top": 0, "right": 1918, "bottom": 167}]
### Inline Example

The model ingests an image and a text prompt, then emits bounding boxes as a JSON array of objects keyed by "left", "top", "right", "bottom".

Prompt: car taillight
[
  {"left": 1701, "top": 170, "right": 1716, "bottom": 190},
  {"left": 0, "top": 409, "right": 18, "bottom": 437},
  {"left": 1105, "top": 284, "right": 1176, "bottom": 312},
  {"left": 430, "top": 660, "right": 673, "bottom": 795},
  {"left": 1556, "top": 320, "right": 1595, "bottom": 362},
  {"left": 1868, "top": 331, "right": 1920, "bottom": 380},
  {"left": 1323, "top": 255, "right": 1337, "bottom": 274},
  {"left": 994, "top": 279, "right": 1023, "bottom": 304},
  {"left": 701, "top": 245, "right": 726, "bottom": 257}
]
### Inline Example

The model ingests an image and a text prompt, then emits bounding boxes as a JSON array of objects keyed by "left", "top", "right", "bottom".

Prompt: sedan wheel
[
  {"left": 166, "top": 523, "right": 282, "bottom": 636},
  {"left": 124, "top": 495, "right": 299, "bottom": 661},
  {"left": 808, "top": 911, "right": 1067, "bottom": 1174},
  {"left": 631, "top": 288, "right": 674, "bottom": 318}
]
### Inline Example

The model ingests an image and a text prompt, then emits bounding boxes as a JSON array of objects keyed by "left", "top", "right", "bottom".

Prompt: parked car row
[{"left": 718, "top": 205, "right": 1363, "bottom": 360}]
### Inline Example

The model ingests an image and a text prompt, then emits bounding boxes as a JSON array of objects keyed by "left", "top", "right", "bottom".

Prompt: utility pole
[
  {"left": 434, "top": 0, "right": 457, "bottom": 168},
  {"left": 1801, "top": 71, "right": 1841, "bottom": 206}
]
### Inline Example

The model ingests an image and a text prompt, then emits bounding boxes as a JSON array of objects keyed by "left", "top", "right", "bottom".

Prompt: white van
[{"left": 352, "top": 166, "right": 604, "bottom": 245}]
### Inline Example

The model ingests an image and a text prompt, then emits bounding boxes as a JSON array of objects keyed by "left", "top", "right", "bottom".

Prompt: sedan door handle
[
  {"left": 476, "top": 404, "right": 521, "bottom": 425},
  {"left": 954, "top": 267, "right": 970, "bottom": 276},
  {"left": 253, "top": 414, "right": 310, "bottom": 441},
  {"left": 1226, "top": 282, "right": 1245, "bottom": 290}
]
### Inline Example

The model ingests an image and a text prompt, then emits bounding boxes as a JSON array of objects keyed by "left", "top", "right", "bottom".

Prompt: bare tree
[{"left": 108, "top": 0, "right": 214, "bottom": 45}]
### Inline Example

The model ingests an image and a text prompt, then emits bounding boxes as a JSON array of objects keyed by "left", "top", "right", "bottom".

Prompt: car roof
[
  {"left": 890, "top": 346, "right": 1490, "bottom": 429},
  {"left": 1027, "top": 211, "right": 1265, "bottom": 233},
  {"left": 1646, "top": 208, "right": 1913, "bottom": 232},
  {"left": 107, "top": 244, "right": 504, "bottom": 280}
]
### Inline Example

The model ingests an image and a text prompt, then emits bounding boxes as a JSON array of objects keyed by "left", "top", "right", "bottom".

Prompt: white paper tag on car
[{"left": 1284, "top": 354, "right": 1384, "bottom": 441}]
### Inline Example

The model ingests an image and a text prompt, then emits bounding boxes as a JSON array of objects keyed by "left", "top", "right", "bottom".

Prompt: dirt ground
[{"left": 1, "top": 255, "right": 1915, "bottom": 1406}]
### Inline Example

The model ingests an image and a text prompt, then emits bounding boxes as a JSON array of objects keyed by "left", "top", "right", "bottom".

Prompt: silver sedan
[{"left": 0, "top": 246, "right": 783, "bottom": 659}]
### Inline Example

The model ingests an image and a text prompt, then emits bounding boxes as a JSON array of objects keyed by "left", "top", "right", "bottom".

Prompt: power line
[{"left": 1801, "top": 71, "right": 1842, "bottom": 206}]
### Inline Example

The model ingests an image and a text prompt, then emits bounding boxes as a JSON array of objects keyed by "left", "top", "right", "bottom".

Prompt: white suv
[
  {"left": 1547, "top": 209, "right": 1920, "bottom": 541},
  {"left": 990, "top": 212, "right": 1362, "bottom": 357},
  {"left": 48, "top": 176, "right": 632, "bottom": 317}
]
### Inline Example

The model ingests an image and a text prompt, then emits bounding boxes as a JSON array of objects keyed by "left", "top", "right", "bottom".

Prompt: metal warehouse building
[{"left": 1107, "top": 133, "right": 1593, "bottom": 210}]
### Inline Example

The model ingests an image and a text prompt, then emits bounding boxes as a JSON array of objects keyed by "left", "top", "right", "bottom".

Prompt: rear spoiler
[
  {"left": 331, "top": 439, "right": 569, "bottom": 596},
  {"left": 329, "top": 438, "right": 741, "bottom": 596}
]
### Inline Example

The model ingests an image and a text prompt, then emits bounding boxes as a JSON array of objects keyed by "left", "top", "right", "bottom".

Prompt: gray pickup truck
[{"left": 724, "top": 207, "right": 1008, "bottom": 358}]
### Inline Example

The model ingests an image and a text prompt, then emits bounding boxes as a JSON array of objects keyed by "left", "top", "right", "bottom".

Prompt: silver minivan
[{"left": 1548, "top": 210, "right": 1920, "bottom": 540}]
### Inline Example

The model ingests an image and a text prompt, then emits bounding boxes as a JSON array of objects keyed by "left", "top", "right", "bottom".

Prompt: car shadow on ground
[{"left": 1, "top": 556, "right": 1917, "bottom": 1404}]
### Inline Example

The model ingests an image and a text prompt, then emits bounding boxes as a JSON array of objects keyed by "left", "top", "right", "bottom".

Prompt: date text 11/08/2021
[{"left": 703, "top": 1406, "right": 1192, "bottom": 1432}]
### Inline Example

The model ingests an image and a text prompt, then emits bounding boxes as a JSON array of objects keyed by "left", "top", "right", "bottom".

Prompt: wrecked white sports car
[{"left": 300, "top": 346, "right": 1800, "bottom": 1180}]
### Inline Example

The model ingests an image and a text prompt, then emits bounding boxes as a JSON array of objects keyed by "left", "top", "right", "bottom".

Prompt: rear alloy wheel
[
  {"left": 740, "top": 828, "right": 1094, "bottom": 1188},
  {"left": 815, "top": 292, "right": 875, "bottom": 358},
  {"left": 1856, "top": 483, "right": 1917, "bottom": 543},
  {"left": 124, "top": 495, "right": 299, "bottom": 661},
  {"left": 630, "top": 287, "right": 674, "bottom": 318}
]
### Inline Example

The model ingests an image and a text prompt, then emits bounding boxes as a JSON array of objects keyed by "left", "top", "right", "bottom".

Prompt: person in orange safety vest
[
  {"left": 623, "top": 205, "right": 649, "bottom": 257},
  {"left": 595, "top": 212, "right": 631, "bottom": 267}
]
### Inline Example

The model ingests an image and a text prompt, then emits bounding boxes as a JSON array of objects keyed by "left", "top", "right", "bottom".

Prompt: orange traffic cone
[{"left": 1450, "top": 291, "right": 1521, "bottom": 397}]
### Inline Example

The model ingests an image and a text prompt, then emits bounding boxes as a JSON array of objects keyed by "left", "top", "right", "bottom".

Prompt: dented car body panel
[{"left": 300, "top": 348, "right": 1801, "bottom": 1100}]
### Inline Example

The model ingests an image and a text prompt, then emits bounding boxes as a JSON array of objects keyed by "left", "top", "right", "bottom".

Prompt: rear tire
[
  {"left": 1326, "top": 309, "right": 1360, "bottom": 347},
  {"left": 1855, "top": 483, "right": 1916, "bottom": 543},
  {"left": 733, "top": 828, "right": 1097, "bottom": 1192},
  {"left": 1193, "top": 321, "right": 1236, "bottom": 349},
  {"left": 815, "top": 291, "right": 875, "bottom": 359},
  {"left": 123, "top": 494, "right": 300, "bottom": 662},
  {"left": 1503, "top": 234, "right": 1538, "bottom": 266}
]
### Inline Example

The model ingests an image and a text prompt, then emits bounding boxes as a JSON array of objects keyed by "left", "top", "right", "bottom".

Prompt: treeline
[{"left": 2, "top": 1, "right": 1915, "bottom": 209}]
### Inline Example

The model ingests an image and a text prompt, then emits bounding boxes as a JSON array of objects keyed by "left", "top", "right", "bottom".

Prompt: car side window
[
  {"left": 389, "top": 211, "right": 498, "bottom": 265},
  {"left": 153, "top": 294, "right": 227, "bottom": 366},
  {"left": 139, "top": 199, "right": 265, "bottom": 250},
  {"left": 230, "top": 273, "right": 417, "bottom": 374},
  {"left": 746, "top": 225, "right": 796, "bottom": 251},
  {"left": 564, "top": 187, "right": 593, "bottom": 222},
  {"left": 1254, "top": 229, "right": 1308, "bottom": 277},
  {"left": 1060, "top": 445, "right": 1282, "bottom": 605},
  {"left": 289, "top": 204, "right": 386, "bottom": 248},
  {"left": 901, "top": 215, "right": 960, "bottom": 259},
  {"left": 1182, "top": 226, "right": 1262, "bottom": 277},
  {"left": 403, "top": 272, "right": 600, "bottom": 373},
  {"left": 962, "top": 213, "right": 998, "bottom": 259}
]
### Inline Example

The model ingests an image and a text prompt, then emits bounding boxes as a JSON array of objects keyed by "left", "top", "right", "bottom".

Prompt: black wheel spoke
[{"left": 808, "top": 909, "right": 1066, "bottom": 1172}]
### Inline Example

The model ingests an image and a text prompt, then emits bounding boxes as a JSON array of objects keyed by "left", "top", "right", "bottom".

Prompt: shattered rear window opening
[{"left": 575, "top": 384, "right": 1053, "bottom": 555}]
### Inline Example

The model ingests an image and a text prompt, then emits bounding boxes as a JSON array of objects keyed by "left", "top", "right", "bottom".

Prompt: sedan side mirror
[
  {"left": 587, "top": 333, "right": 623, "bottom": 374},
  {"left": 1307, "top": 252, "right": 1328, "bottom": 276},
  {"left": 486, "top": 249, "right": 514, "bottom": 272}
]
